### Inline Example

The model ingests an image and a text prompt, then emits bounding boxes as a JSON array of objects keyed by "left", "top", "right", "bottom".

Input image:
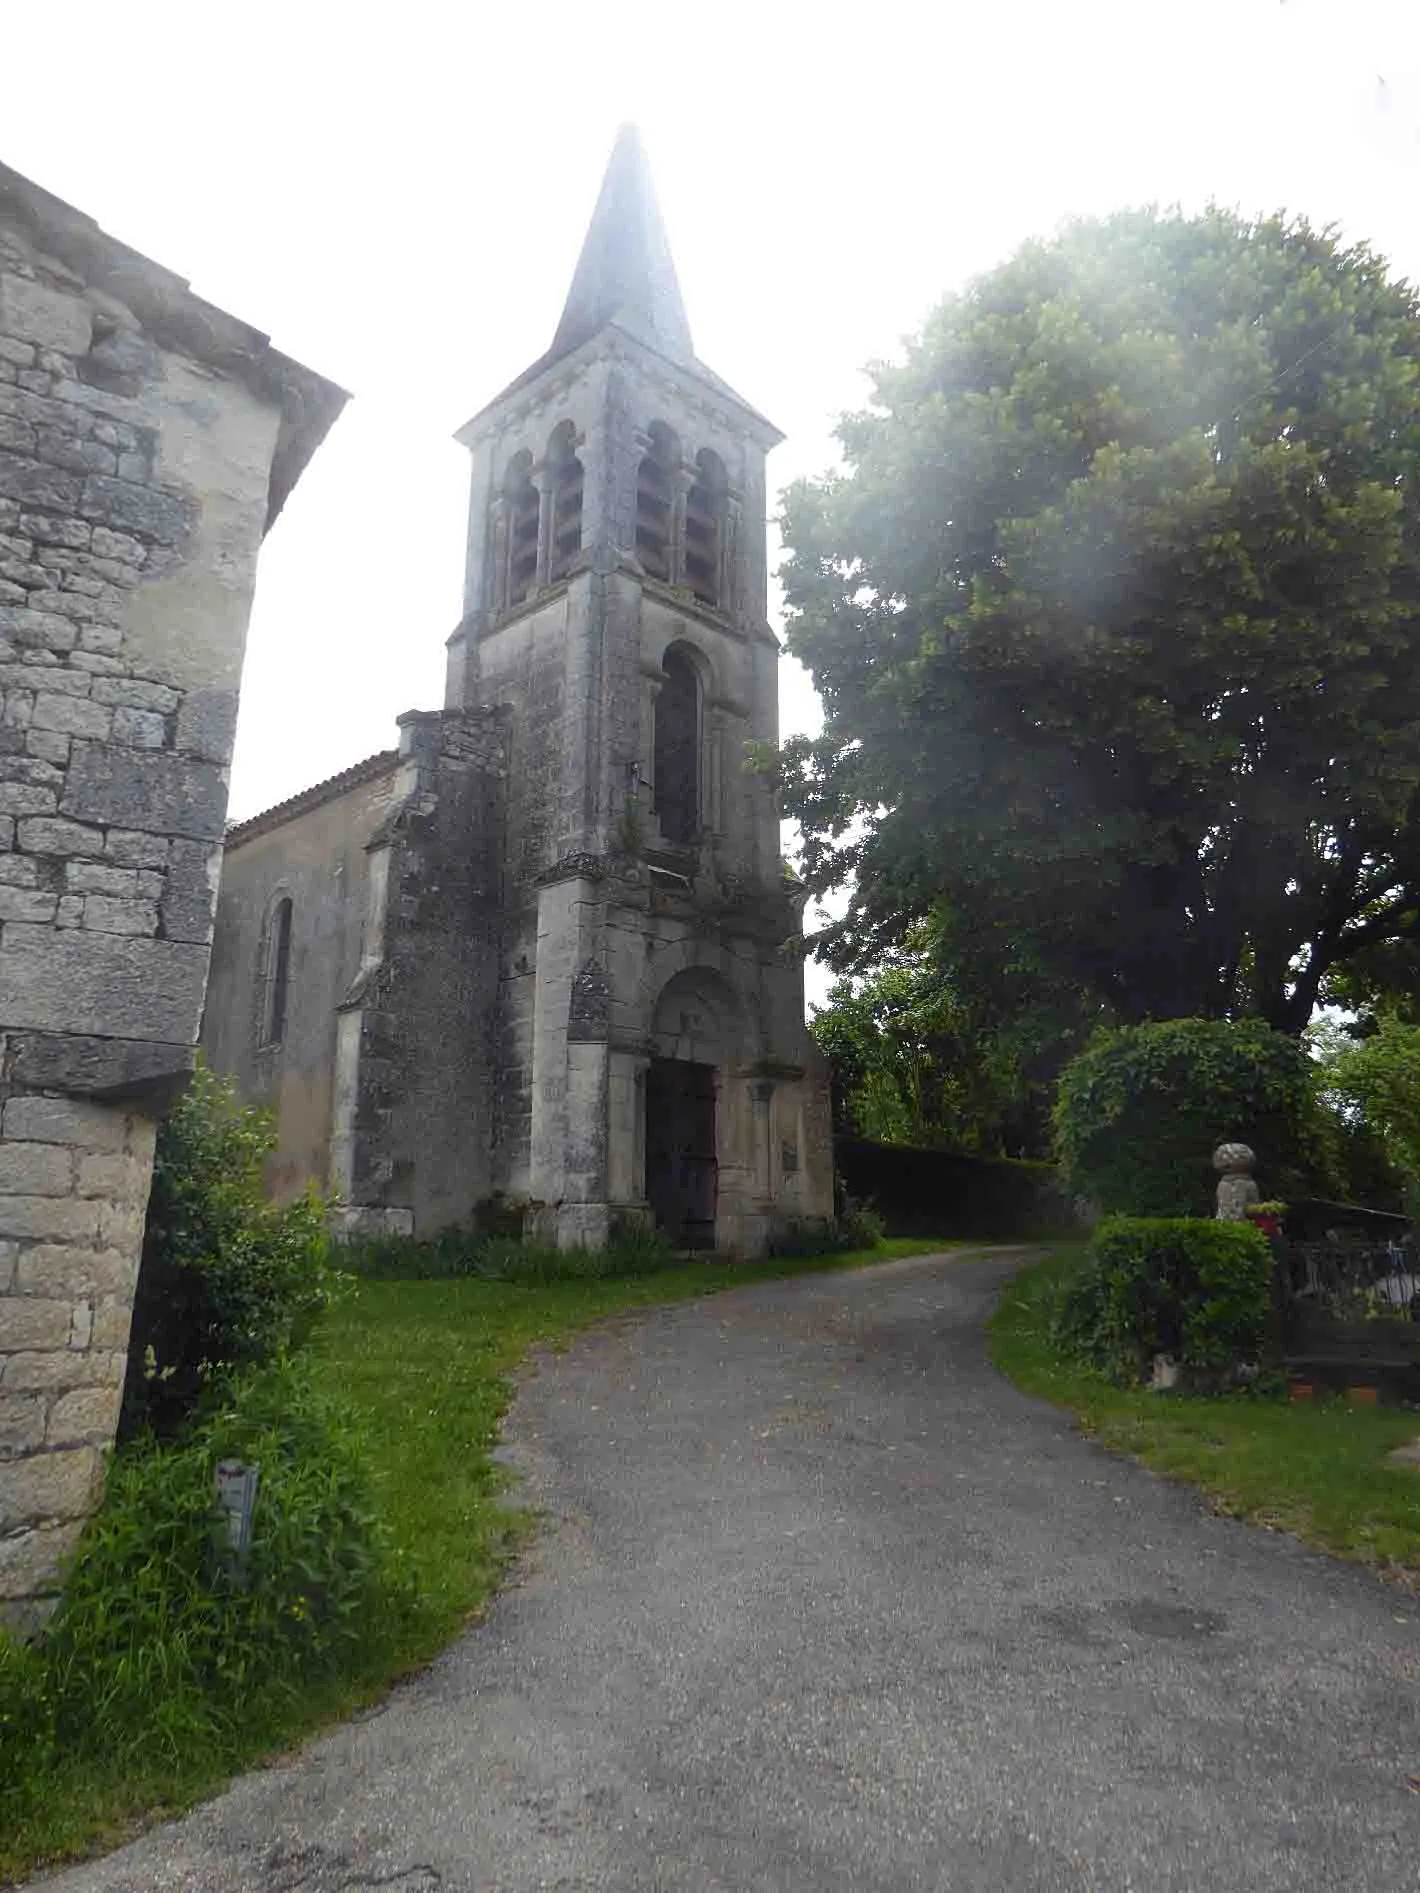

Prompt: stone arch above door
[{"left": 649, "top": 963, "right": 744, "bottom": 1066}]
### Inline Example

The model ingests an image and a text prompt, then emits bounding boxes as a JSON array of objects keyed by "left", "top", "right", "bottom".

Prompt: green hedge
[
  {"left": 1054, "top": 1018, "right": 1327, "bottom": 1216},
  {"left": 1056, "top": 1215, "right": 1273, "bottom": 1384},
  {"left": 833, "top": 1138, "right": 1081, "bottom": 1239}
]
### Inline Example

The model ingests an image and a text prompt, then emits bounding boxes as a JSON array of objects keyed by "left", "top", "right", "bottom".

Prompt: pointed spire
[{"left": 548, "top": 125, "right": 694, "bottom": 367}]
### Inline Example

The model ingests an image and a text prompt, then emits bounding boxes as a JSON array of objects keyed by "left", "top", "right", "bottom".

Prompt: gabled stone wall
[{"left": 0, "top": 164, "right": 342, "bottom": 1629}]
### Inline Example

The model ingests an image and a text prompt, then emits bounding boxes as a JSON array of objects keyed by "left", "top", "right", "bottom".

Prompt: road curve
[{"left": 30, "top": 1248, "right": 1420, "bottom": 1892}]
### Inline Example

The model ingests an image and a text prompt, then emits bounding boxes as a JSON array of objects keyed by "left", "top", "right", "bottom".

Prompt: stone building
[
  {"left": 0, "top": 162, "right": 344, "bottom": 1624},
  {"left": 203, "top": 128, "right": 833, "bottom": 1252}
]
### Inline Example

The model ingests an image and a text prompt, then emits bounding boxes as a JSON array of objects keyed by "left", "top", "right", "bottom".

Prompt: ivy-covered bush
[
  {"left": 1055, "top": 1215, "right": 1274, "bottom": 1383},
  {"left": 1053, "top": 1017, "right": 1327, "bottom": 1216},
  {"left": 122, "top": 1066, "right": 335, "bottom": 1438}
]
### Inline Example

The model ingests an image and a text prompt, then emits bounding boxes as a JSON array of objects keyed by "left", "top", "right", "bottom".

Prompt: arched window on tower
[
  {"left": 503, "top": 450, "right": 540, "bottom": 608},
  {"left": 259, "top": 894, "right": 294, "bottom": 1048},
  {"left": 636, "top": 422, "right": 677, "bottom": 583},
  {"left": 547, "top": 421, "right": 584, "bottom": 583},
  {"left": 654, "top": 642, "right": 702, "bottom": 845},
  {"left": 684, "top": 449, "right": 727, "bottom": 609}
]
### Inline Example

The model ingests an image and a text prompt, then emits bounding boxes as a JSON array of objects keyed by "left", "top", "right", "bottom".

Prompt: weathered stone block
[
  {"left": 32, "top": 692, "right": 110, "bottom": 740},
  {"left": 0, "top": 1520, "right": 84, "bottom": 1598},
  {"left": 77, "top": 476, "right": 194, "bottom": 547},
  {"left": 0, "top": 786, "right": 57, "bottom": 820},
  {"left": 90, "top": 678, "right": 178, "bottom": 713},
  {"left": 7, "top": 663, "right": 92, "bottom": 697},
  {"left": 111, "top": 707, "right": 166, "bottom": 749},
  {"left": 46, "top": 1382, "right": 121, "bottom": 1446},
  {"left": 16, "top": 814, "right": 105, "bottom": 856},
  {"left": 76, "top": 1150, "right": 146, "bottom": 1200},
  {"left": 0, "top": 453, "right": 82, "bottom": 513},
  {"left": 0, "top": 605, "right": 78, "bottom": 654},
  {"left": 81, "top": 894, "right": 158, "bottom": 936},
  {"left": 7, "top": 1030, "right": 192, "bottom": 1104},
  {"left": 0, "top": 1143, "right": 73, "bottom": 1196},
  {"left": 0, "top": 275, "right": 92, "bottom": 355},
  {"left": 0, "top": 924, "right": 209, "bottom": 1040},
  {"left": 2, "top": 1342, "right": 126, "bottom": 1389},
  {"left": 90, "top": 1297, "right": 133, "bottom": 1350},
  {"left": 0, "top": 1295, "right": 72, "bottom": 1348},
  {"left": 25, "top": 729, "right": 70, "bottom": 765},
  {"left": 0, "top": 1393, "right": 47, "bottom": 1459},
  {"left": 174, "top": 687, "right": 238, "bottom": 762},
  {"left": 3, "top": 1093, "right": 129, "bottom": 1150},
  {"left": 0, "top": 1446, "right": 101, "bottom": 1530},
  {"left": 0, "top": 1194, "right": 101, "bottom": 1243},
  {"left": 60, "top": 744, "right": 227, "bottom": 840},
  {"left": 105, "top": 828, "right": 168, "bottom": 867},
  {"left": 161, "top": 837, "right": 217, "bottom": 943},
  {"left": 64, "top": 861, "right": 138, "bottom": 896},
  {"left": 89, "top": 526, "right": 143, "bottom": 565}
]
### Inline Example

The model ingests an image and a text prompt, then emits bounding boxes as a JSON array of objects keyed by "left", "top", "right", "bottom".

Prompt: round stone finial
[{"left": 1213, "top": 1142, "right": 1255, "bottom": 1176}]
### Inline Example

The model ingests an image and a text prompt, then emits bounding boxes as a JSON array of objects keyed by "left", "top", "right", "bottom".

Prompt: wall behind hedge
[{"left": 835, "top": 1139, "right": 1084, "bottom": 1240}]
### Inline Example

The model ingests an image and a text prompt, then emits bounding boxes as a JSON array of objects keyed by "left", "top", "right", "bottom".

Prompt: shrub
[
  {"left": 1053, "top": 1018, "right": 1328, "bottom": 1217},
  {"left": 1056, "top": 1215, "right": 1274, "bottom": 1384},
  {"left": 0, "top": 1356, "right": 420, "bottom": 1828},
  {"left": 123, "top": 1066, "right": 335, "bottom": 1438},
  {"left": 767, "top": 1200, "right": 885, "bottom": 1258}
]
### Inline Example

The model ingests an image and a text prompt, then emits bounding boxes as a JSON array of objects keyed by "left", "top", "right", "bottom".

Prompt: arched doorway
[{"left": 645, "top": 967, "right": 737, "bottom": 1249}]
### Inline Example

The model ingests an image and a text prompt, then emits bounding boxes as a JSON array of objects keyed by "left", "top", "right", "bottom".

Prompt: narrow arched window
[
  {"left": 260, "top": 895, "right": 294, "bottom": 1047},
  {"left": 547, "top": 421, "right": 584, "bottom": 583},
  {"left": 636, "top": 422, "right": 677, "bottom": 583},
  {"left": 654, "top": 644, "right": 701, "bottom": 845},
  {"left": 684, "top": 448, "right": 726, "bottom": 608},
  {"left": 504, "top": 450, "right": 539, "bottom": 607}
]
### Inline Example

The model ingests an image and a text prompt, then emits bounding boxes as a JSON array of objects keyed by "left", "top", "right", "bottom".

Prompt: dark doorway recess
[{"left": 646, "top": 1057, "right": 717, "bottom": 1248}]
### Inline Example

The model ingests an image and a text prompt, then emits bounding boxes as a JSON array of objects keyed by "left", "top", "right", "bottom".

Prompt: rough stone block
[
  {"left": 77, "top": 476, "right": 194, "bottom": 547},
  {"left": 16, "top": 815, "right": 105, "bottom": 856},
  {"left": 90, "top": 678, "right": 178, "bottom": 713},
  {"left": 174, "top": 687, "right": 238, "bottom": 762},
  {"left": 0, "top": 854, "right": 37, "bottom": 885},
  {"left": 0, "top": 605, "right": 78, "bottom": 654},
  {"left": 0, "top": 1393, "right": 47, "bottom": 1459},
  {"left": 60, "top": 744, "right": 227, "bottom": 840},
  {"left": 76, "top": 1150, "right": 146, "bottom": 1200},
  {"left": 0, "top": 276, "right": 93, "bottom": 355},
  {"left": 7, "top": 1031, "right": 192, "bottom": 1104},
  {"left": 111, "top": 707, "right": 166, "bottom": 749},
  {"left": 32, "top": 693, "right": 110, "bottom": 739},
  {"left": 0, "top": 1143, "right": 73, "bottom": 1196},
  {"left": 0, "top": 1295, "right": 72, "bottom": 1348},
  {"left": 0, "top": 453, "right": 82, "bottom": 514},
  {"left": 90, "top": 1297, "right": 133, "bottom": 1350},
  {"left": 1, "top": 1341, "right": 126, "bottom": 1389},
  {"left": 0, "top": 1445, "right": 101, "bottom": 1530},
  {"left": 0, "top": 1519, "right": 85, "bottom": 1599},
  {"left": 0, "top": 786, "right": 57, "bottom": 819},
  {"left": 161, "top": 838, "right": 217, "bottom": 944},
  {"left": 20, "top": 512, "right": 90, "bottom": 550},
  {"left": 98, "top": 1199, "right": 145, "bottom": 1248},
  {"left": 0, "top": 1194, "right": 101, "bottom": 1243},
  {"left": 105, "top": 828, "right": 168, "bottom": 867},
  {"left": 25, "top": 729, "right": 70, "bottom": 765},
  {"left": 81, "top": 894, "right": 158, "bottom": 936},
  {"left": 64, "top": 861, "right": 138, "bottom": 896},
  {"left": 3, "top": 1093, "right": 129, "bottom": 1150},
  {"left": 90, "top": 527, "right": 144, "bottom": 566},
  {"left": 0, "top": 924, "right": 209, "bottom": 1041},
  {"left": 46, "top": 1382, "right": 122, "bottom": 1446},
  {"left": 7, "top": 664, "right": 92, "bottom": 697}
]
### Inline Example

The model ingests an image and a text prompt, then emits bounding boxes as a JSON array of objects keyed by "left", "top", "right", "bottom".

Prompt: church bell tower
[{"left": 447, "top": 126, "right": 832, "bottom": 1251}]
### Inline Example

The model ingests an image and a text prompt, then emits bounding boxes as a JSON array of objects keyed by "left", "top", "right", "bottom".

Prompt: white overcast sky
[{"left": 5, "top": 0, "right": 1419, "bottom": 881}]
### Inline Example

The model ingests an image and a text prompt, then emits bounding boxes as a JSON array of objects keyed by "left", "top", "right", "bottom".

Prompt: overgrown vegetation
[
  {"left": 122, "top": 1065, "right": 335, "bottom": 1439},
  {"left": 1053, "top": 1018, "right": 1328, "bottom": 1215},
  {"left": 991, "top": 1247, "right": 1420, "bottom": 1585},
  {"left": 1055, "top": 1216, "right": 1273, "bottom": 1385}
]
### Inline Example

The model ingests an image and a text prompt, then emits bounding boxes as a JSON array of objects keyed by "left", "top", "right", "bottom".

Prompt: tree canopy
[{"left": 779, "top": 208, "right": 1420, "bottom": 1035}]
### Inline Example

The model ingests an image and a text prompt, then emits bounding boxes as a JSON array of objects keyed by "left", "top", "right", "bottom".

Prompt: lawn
[{"left": 990, "top": 1245, "right": 1420, "bottom": 1585}]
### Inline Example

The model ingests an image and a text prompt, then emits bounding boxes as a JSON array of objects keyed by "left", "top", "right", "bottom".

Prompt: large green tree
[{"left": 779, "top": 208, "right": 1420, "bottom": 1035}]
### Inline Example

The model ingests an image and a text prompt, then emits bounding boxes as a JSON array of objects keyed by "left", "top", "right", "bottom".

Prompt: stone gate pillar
[{"left": 0, "top": 163, "right": 343, "bottom": 1629}]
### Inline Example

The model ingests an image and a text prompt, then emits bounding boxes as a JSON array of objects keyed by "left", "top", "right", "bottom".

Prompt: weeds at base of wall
[
  {"left": 337, "top": 1218, "right": 687, "bottom": 1282},
  {"left": 0, "top": 1355, "right": 426, "bottom": 1876}
]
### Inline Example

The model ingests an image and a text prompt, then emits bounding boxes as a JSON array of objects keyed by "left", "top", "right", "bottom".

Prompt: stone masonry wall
[{"left": 0, "top": 164, "right": 341, "bottom": 1628}]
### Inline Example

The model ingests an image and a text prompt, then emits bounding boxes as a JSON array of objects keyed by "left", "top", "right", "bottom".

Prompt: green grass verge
[
  {"left": 989, "top": 1245, "right": 1420, "bottom": 1583},
  {"left": 1, "top": 1236, "right": 952, "bottom": 1882}
]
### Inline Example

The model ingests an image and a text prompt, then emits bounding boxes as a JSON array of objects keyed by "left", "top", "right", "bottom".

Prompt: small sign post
[{"left": 214, "top": 1460, "right": 260, "bottom": 1571}]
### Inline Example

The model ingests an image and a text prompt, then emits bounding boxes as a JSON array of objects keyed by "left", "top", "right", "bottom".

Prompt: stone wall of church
[{"left": 0, "top": 166, "right": 340, "bottom": 1627}]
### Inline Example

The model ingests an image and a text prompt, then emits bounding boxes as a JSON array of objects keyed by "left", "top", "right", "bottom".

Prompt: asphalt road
[{"left": 31, "top": 1248, "right": 1420, "bottom": 1892}]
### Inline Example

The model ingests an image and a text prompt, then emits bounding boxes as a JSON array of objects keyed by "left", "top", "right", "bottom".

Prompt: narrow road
[{"left": 33, "top": 1249, "right": 1419, "bottom": 1891}]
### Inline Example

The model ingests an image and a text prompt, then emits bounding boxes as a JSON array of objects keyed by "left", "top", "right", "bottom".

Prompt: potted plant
[{"left": 1246, "top": 1199, "right": 1287, "bottom": 1240}]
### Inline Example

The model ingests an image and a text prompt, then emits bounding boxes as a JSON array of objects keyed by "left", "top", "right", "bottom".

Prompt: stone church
[{"left": 201, "top": 128, "right": 833, "bottom": 1253}]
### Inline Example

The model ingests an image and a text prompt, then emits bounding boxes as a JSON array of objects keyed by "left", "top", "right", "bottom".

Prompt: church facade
[{"left": 201, "top": 130, "right": 834, "bottom": 1252}]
